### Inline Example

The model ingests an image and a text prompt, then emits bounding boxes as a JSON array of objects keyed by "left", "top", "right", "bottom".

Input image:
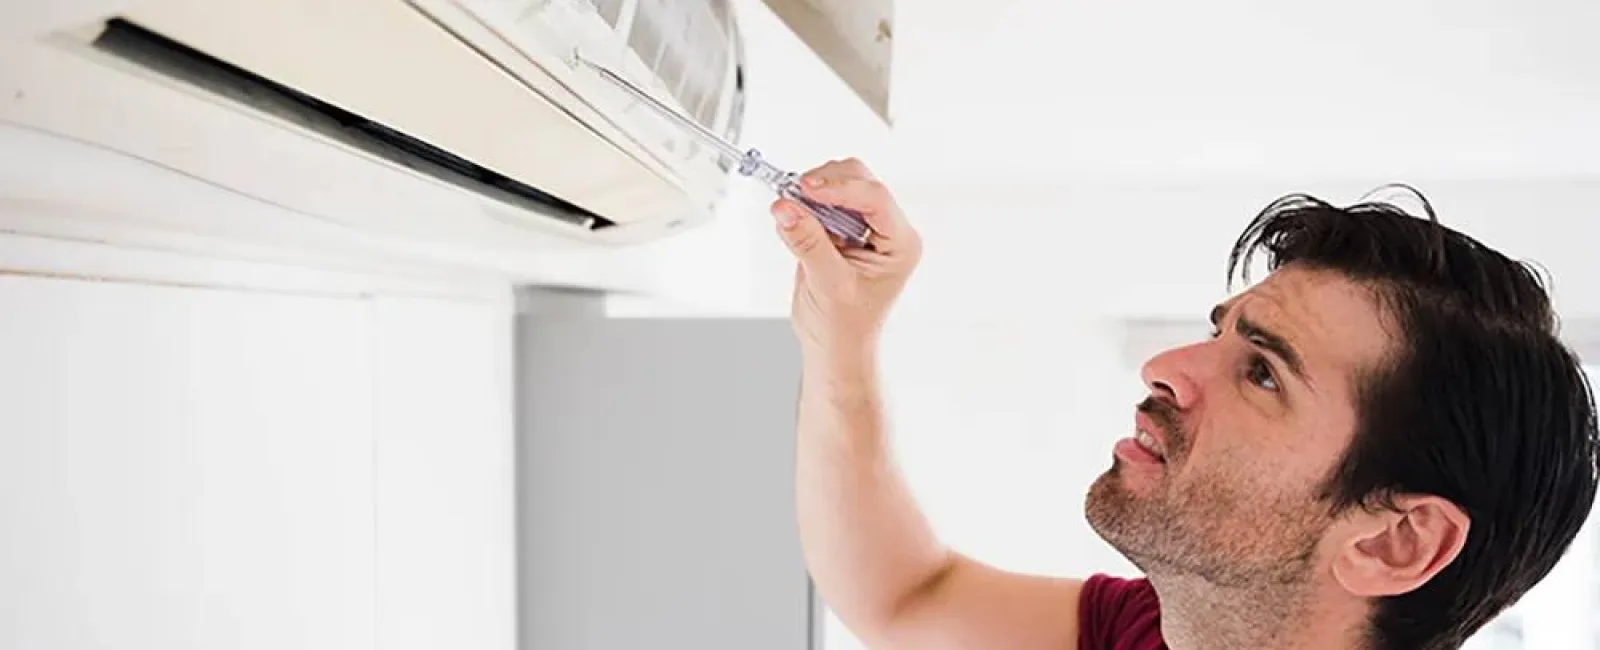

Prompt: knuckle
[
  {"left": 861, "top": 179, "right": 891, "bottom": 201},
  {"left": 791, "top": 232, "right": 822, "bottom": 255},
  {"left": 804, "top": 158, "right": 876, "bottom": 186}
]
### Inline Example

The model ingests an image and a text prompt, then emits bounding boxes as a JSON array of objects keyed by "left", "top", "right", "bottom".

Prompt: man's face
[{"left": 1085, "top": 265, "right": 1395, "bottom": 588}]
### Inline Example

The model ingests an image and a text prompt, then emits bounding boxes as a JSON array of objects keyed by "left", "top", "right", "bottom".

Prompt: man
[{"left": 769, "top": 158, "right": 1599, "bottom": 650}]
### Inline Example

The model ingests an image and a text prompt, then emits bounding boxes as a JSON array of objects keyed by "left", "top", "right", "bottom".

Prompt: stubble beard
[{"left": 1083, "top": 402, "right": 1326, "bottom": 589}]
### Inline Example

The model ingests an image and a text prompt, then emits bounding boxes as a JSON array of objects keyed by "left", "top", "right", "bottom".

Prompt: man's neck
[{"left": 1149, "top": 572, "right": 1368, "bottom": 650}]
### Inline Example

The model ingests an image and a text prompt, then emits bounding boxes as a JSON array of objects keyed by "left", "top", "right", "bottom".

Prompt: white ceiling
[{"left": 873, "top": 0, "right": 1600, "bottom": 182}]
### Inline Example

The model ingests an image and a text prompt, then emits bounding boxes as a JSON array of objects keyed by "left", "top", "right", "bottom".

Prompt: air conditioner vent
[
  {"left": 91, "top": 17, "right": 615, "bottom": 232},
  {"left": 617, "top": 0, "right": 733, "bottom": 131}
]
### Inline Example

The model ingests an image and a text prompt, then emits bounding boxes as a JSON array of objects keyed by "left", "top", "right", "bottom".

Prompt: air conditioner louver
[{"left": 92, "top": 17, "right": 615, "bottom": 232}]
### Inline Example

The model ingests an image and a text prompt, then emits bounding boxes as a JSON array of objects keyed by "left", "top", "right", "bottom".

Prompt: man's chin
[
  {"left": 1095, "top": 458, "right": 1159, "bottom": 495},
  {"left": 1084, "top": 469, "right": 1160, "bottom": 547},
  {"left": 1084, "top": 471, "right": 1131, "bottom": 530}
]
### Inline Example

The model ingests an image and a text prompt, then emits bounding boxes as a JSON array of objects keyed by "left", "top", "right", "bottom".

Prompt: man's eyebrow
[{"left": 1210, "top": 303, "right": 1311, "bottom": 387}]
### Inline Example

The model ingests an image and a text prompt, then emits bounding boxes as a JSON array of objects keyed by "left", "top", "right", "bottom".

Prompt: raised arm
[{"left": 771, "top": 159, "right": 1085, "bottom": 650}]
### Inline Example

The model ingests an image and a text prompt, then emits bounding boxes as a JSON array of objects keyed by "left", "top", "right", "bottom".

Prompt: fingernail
[
  {"left": 776, "top": 207, "right": 799, "bottom": 228},
  {"left": 804, "top": 175, "right": 824, "bottom": 187}
]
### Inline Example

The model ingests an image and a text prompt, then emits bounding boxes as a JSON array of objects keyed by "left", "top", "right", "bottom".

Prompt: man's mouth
[
  {"left": 1114, "top": 424, "right": 1168, "bottom": 466},
  {"left": 1116, "top": 399, "right": 1180, "bottom": 467},
  {"left": 1135, "top": 427, "right": 1167, "bottom": 462}
]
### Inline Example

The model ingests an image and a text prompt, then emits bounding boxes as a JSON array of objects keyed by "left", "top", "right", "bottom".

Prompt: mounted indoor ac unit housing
[{"left": 0, "top": 0, "right": 749, "bottom": 253}]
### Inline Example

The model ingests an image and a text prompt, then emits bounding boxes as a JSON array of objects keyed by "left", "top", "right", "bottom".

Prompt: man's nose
[{"left": 1140, "top": 342, "right": 1212, "bottom": 410}]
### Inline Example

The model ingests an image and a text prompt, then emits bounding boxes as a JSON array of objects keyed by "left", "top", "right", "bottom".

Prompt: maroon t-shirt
[{"left": 1077, "top": 574, "right": 1167, "bottom": 650}]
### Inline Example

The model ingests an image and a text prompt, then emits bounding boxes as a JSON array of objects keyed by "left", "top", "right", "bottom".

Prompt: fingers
[
  {"left": 803, "top": 157, "right": 876, "bottom": 183},
  {"left": 795, "top": 159, "right": 917, "bottom": 253},
  {"left": 771, "top": 198, "right": 849, "bottom": 287},
  {"left": 801, "top": 178, "right": 903, "bottom": 245}
]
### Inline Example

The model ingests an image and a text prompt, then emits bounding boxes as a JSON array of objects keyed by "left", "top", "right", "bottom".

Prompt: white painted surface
[
  {"left": 886, "top": 178, "right": 1600, "bottom": 321},
  {"left": 0, "top": 273, "right": 376, "bottom": 650},
  {"left": 0, "top": 231, "right": 518, "bottom": 649},
  {"left": 372, "top": 296, "right": 516, "bottom": 650},
  {"left": 879, "top": 1, "right": 1600, "bottom": 182}
]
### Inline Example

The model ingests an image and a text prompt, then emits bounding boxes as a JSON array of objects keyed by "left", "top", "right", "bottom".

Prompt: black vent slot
[{"left": 91, "top": 18, "right": 615, "bottom": 231}]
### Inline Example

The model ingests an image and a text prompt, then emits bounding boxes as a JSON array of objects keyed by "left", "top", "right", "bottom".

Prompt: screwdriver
[{"left": 571, "top": 52, "right": 874, "bottom": 248}]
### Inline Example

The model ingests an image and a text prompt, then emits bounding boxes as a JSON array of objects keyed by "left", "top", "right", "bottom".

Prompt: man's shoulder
[
  {"left": 1081, "top": 573, "right": 1158, "bottom": 605},
  {"left": 1077, "top": 573, "right": 1165, "bottom": 650}
]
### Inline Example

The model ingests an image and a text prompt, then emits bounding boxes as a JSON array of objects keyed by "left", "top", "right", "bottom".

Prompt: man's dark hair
[{"left": 1225, "top": 186, "right": 1599, "bottom": 650}]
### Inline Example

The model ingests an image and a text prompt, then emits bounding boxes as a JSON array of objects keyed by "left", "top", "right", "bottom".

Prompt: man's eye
[{"left": 1247, "top": 355, "right": 1279, "bottom": 391}]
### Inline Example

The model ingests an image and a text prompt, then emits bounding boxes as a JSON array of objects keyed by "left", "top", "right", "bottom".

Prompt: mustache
[{"left": 1137, "top": 395, "right": 1188, "bottom": 460}]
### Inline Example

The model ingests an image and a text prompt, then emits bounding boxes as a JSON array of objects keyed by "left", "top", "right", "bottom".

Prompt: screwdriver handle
[
  {"left": 777, "top": 179, "right": 874, "bottom": 248},
  {"left": 735, "top": 150, "right": 872, "bottom": 248}
]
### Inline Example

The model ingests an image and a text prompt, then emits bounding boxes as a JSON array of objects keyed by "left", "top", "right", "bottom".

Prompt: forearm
[
  {"left": 775, "top": 163, "right": 1081, "bottom": 650},
  {"left": 794, "top": 346, "right": 953, "bottom": 632}
]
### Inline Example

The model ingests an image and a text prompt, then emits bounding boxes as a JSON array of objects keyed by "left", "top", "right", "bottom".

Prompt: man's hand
[
  {"left": 773, "top": 159, "right": 1084, "bottom": 650},
  {"left": 770, "top": 158, "right": 921, "bottom": 361}
]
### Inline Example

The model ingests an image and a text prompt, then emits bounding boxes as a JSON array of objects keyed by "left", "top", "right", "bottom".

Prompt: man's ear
[{"left": 1330, "top": 494, "right": 1470, "bottom": 598}]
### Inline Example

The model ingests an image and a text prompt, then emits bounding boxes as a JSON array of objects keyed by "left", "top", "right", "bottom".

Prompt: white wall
[
  {"left": 896, "top": 179, "right": 1600, "bottom": 319},
  {"left": 0, "top": 233, "right": 517, "bottom": 650},
  {"left": 371, "top": 297, "right": 517, "bottom": 650},
  {"left": 882, "top": 0, "right": 1600, "bottom": 183},
  {"left": 0, "top": 271, "right": 377, "bottom": 650}
]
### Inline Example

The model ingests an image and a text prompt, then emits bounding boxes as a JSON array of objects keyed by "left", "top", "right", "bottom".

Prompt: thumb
[{"left": 774, "top": 199, "right": 849, "bottom": 286}]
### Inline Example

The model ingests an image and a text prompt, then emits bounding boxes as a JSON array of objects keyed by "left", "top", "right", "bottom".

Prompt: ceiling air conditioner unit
[{"left": 0, "top": 0, "right": 749, "bottom": 251}]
